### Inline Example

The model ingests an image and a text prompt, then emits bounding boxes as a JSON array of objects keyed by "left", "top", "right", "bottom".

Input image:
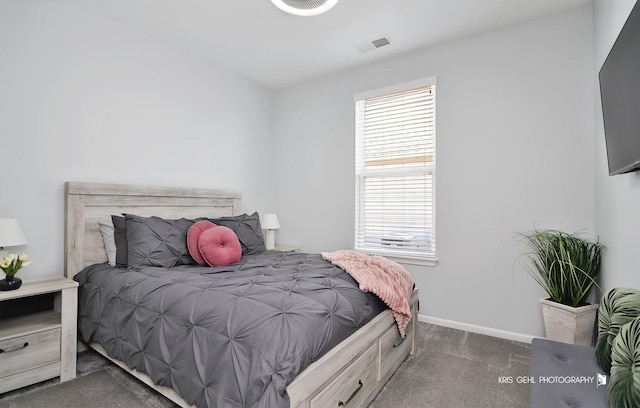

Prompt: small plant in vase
[{"left": 0, "top": 253, "right": 30, "bottom": 291}]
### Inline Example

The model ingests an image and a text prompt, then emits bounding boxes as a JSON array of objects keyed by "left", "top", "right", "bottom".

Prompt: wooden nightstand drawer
[
  {"left": 0, "top": 327, "right": 61, "bottom": 378},
  {"left": 310, "top": 342, "right": 378, "bottom": 408}
]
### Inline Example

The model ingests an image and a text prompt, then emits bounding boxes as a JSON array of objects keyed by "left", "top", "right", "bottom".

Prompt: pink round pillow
[
  {"left": 187, "top": 220, "right": 217, "bottom": 265},
  {"left": 198, "top": 226, "right": 242, "bottom": 267}
]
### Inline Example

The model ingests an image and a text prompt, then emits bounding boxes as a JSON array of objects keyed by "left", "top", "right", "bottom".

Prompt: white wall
[
  {"left": 0, "top": 0, "right": 274, "bottom": 280},
  {"left": 273, "top": 6, "right": 595, "bottom": 337},
  {"left": 594, "top": 0, "right": 640, "bottom": 291},
  {"left": 0, "top": 0, "right": 600, "bottom": 339}
]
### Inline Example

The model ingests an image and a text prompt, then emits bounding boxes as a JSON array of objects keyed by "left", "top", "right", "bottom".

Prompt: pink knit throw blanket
[{"left": 321, "top": 249, "right": 415, "bottom": 337}]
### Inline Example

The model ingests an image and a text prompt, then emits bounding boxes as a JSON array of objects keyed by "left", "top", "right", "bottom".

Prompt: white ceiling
[{"left": 71, "top": 0, "right": 592, "bottom": 90}]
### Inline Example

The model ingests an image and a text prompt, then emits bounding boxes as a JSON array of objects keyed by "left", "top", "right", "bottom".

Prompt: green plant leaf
[{"left": 516, "top": 229, "right": 603, "bottom": 307}]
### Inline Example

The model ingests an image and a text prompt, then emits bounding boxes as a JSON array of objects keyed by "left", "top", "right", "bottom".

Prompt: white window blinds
[{"left": 354, "top": 78, "right": 436, "bottom": 260}]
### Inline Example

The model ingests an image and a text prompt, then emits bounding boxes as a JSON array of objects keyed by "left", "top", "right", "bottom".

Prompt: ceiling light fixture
[{"left": 270, "top": 0, "right": 339, "bottom": 16}]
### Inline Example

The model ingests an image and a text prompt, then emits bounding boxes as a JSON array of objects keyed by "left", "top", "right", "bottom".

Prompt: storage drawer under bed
[
  {"left": 379, "top": 317, "right": 414, "bottom": 380},
  {"left": 310, "top": 342, "right": 379, "bottom": 408}
]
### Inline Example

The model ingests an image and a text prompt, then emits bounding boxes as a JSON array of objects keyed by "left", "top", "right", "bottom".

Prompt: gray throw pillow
[
  {"left": 112, "top": 215, "right": 128, "bottom": 267},
  {"left": 125, "top": 214, "right": 196, "bottom": 268},
  {"left": 208, "top": 212, "right": 266, "bottom": 255}
]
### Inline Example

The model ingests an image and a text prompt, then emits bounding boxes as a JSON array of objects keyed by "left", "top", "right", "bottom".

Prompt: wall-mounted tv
[{"left": 599, "top": 0, "right": 640, "bottom": 176}]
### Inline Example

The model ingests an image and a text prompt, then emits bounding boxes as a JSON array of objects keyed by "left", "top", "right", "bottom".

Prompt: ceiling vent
[
  {"left": 271, "top": 0, "right": 339, "bottom": 16},
  {"left": 354, "top": 35, "right": 392, "bottom": 53}
]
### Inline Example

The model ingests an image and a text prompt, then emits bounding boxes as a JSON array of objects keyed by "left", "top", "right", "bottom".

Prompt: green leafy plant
[
  {"left": 608, "top": 316, "right": 640, "bottom": 408},
  {"left": 518, "top": 229, "right": 603, "bottom": 308},
  {"left": 596, "top": 288, "right": 640, "bottom": 374}
]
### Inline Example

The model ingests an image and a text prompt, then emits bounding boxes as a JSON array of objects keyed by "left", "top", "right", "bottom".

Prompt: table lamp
[{"left": 261, "top": 214, "right": 280, "bottom": 250}]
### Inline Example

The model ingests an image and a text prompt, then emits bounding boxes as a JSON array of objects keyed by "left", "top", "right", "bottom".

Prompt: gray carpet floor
[{"left": 0, "top": 323, "right": 531, "bottom": 408}]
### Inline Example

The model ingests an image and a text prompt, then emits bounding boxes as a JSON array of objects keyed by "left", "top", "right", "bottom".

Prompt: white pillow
[{"left": 98, "top": 221, "right": 117, "bottom": 266}]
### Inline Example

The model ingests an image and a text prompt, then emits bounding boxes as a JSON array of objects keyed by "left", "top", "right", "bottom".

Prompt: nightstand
[
  {"left": 274, "top": 245, "right": 300, "bottom": 253},
  {"left": 0, "top": 277, "right": 78, "bottom": 393}
]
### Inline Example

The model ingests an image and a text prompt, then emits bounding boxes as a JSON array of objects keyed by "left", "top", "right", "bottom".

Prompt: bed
[{"left": 64, "top": 181, "right": 419, "bottom": 408}]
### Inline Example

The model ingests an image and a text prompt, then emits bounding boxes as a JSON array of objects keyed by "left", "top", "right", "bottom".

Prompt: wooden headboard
[{"left": 64, "top": 182, "right": 241, "bottom": 279}]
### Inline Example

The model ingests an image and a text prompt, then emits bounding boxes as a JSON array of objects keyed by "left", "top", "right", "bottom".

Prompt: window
[{"left": 354, "top": 77, "right": 436, "bottom": 263}]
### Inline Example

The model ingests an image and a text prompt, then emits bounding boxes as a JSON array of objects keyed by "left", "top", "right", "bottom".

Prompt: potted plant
[
  {"left": 518, "top": 229, "right": 603, "bottom": 346},
  {"left": 0, "top": 253, "right": 30, "bottom": 291}
]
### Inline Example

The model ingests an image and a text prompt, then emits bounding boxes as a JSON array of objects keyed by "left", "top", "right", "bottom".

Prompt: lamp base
[{"left": 265, "top": 230, "right": 275, "bottom": 250}]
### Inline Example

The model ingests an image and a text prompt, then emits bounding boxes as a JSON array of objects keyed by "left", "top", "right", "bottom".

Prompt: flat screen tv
[{"left": 599, "top": 0, "right": 640, "bottom": 176}]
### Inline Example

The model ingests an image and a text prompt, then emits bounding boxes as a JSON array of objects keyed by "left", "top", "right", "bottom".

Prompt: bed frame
[{"left": 64, "top": 181, "right": 418, "bottom": 408}]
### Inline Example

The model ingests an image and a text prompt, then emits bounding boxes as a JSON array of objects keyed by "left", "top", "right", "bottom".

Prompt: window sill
[
  {"left": 358, "top": 249, "right": 438, "bottom": 267},
  {"left": 387, "top": 255, "right": 438, "bottom": 267}
]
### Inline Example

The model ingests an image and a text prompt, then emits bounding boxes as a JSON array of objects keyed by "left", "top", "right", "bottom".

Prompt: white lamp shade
[
  {"left": 0, "top": 218, "right": 28, "bottom": 247},
  {"left": 261, "top": 214, "right": 280, "bottom": 230}
]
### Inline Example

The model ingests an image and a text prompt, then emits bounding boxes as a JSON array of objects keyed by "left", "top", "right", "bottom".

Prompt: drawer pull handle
[
  {"left": 0, "top": 342, "right": 29, "bottom": 354},
  {"left": 338, "top": 380, "right": 363, "bottom": 406},
  {"left": 393, "top": 338, "right": 405, "bottom": 348}
]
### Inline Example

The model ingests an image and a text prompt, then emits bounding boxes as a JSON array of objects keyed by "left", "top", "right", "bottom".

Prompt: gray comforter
[{"left": 74, "top": 251, "right": 386, "bottom": 408}]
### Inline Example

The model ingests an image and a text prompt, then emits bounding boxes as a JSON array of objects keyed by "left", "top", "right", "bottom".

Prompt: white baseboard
[{"left": 418, "top": 314, "right": 537, "bottom": 344}]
